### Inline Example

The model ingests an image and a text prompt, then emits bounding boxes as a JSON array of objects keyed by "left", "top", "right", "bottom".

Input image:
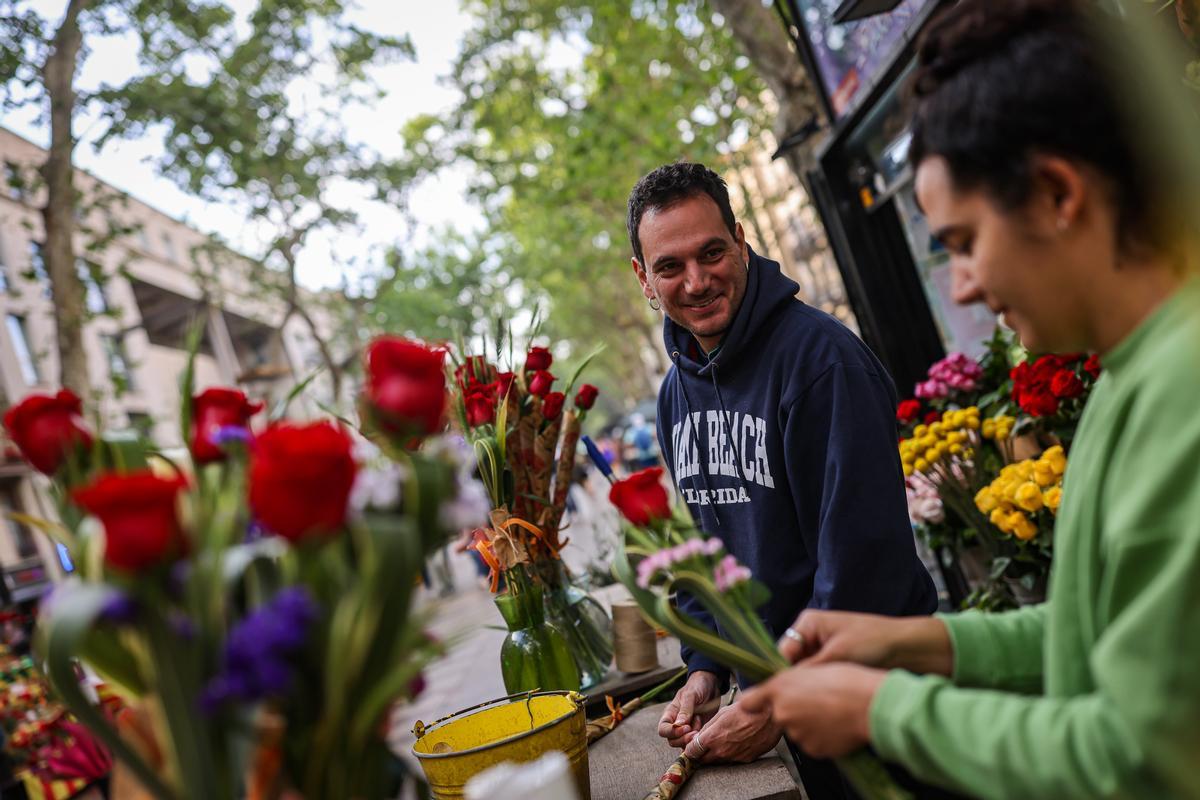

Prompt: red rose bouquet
[
  {"left": 2, "top": 334, "right": 482, "bottom": 800},
  {"left": 1009, "top": 352, "right": 1100, "bottom": 448},
  {"left": 448, "top": 342, "right": 612, "bottom": 691}
]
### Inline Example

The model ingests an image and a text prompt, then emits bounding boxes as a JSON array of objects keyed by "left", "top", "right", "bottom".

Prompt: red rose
[
  {"left": 72, "top": 470, "right": 187, "bottom": 572},
  {"left": 542, "top": 392, "right": 565, "bottom": 420},
  {"left": 2, "top": 390, "right": 93, "bottom": 474},
  {"left": 525, "top": 347, "right": 553, "bottom": 372},
  {"left": 528, "top": 370, "right": 555, "bottom": 398},
  {"left": 896, "top": 399, "right": 921, "bottom": 425},
  {"left": 455, "top": 356, "right": 496, "bottom": 391},
  {"left": 190, "top": 388, "right": 263, "bottom": 464},
  {"left": 609, "top": 466, "right": 671, "bottom": 526},
  {"left": 496, "top": 372, "right": 516, "bottom": 399},
  {"left": 249, "top": 422, "right": 358, "bottom": 542},
  {"left": 923, "top": 411, "right": 941, "bottom": 425},
  {"left": 1050, "top": 370, "right": 1084, "bottom": 399},
  {"left": 1011, "top": 359, "right": 1061, "bottom": 417},
  {"left": 1083, "top": 353, "right": 1102, "bottom": 379},
  {"left": 575, "top": 384, "right": 599, "bottom": 410},
  {"left": 1020, "top": 388, "right": 1060, "bottom": 417},
  {"left": 465, "top": 383, "right": 499, "bottom": 427},
  {"left": 364, "top": 337, "right": 447, "bottom": 437}
]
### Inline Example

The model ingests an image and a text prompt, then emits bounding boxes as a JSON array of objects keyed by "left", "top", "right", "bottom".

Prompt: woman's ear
[{"left": 1030, "top": 154, "right": 1088, "bottom": 234}]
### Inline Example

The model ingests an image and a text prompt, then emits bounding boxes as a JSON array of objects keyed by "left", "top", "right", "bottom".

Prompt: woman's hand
[
  {"left": 780, "top": 610, "right": 954, "bottom": 677},
  {"left": 740, "top": 663, "right": 886, "bottom": 759}
]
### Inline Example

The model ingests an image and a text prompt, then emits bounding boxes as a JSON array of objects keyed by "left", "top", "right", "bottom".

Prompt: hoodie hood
[{"left": 663, "top": 247, "right": 800, "bottom": 373}]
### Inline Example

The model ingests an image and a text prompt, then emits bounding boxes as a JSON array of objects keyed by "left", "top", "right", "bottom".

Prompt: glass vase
[
  {"left": 543, "top": 567, "right": 614, "bottom": 690},
  {"left": 495, "top": 585, "right": 581, "bottom": 694}
]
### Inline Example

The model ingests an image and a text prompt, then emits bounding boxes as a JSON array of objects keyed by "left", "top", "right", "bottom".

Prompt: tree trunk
[
  {"left": 40, "top": 0, "right": 91, "bottom": 395},
  {"left": 707, "top": 0, "right": 828, "bottom": 183}
]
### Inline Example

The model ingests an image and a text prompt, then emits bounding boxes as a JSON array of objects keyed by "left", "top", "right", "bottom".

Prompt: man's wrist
[{"left": 688, "top": 669, "right": 721, "bottom": 698}]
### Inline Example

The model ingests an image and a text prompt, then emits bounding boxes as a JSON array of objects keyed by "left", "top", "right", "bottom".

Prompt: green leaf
[
  {"left": 270, "top": 367, "right": 324, "bottom": 421},
  {"left": 178, "top": 317, "right": 206, "bottom": 447}
]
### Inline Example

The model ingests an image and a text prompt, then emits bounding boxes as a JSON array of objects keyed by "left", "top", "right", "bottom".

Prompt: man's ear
[
  {"left": 632, "top": 257, "right": 653, "bottom": 300},
  {"left": 735, "top": 222, "right": 748, "bottom": 263}
]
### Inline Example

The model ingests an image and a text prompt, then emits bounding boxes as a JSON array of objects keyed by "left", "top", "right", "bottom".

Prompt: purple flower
[
  {"left": 200, "top": 587, "right": 319, "bottom": 715},
  {"left": 211, "top": 425, "right": 253, "bottom": 447},
  {"left": 99, "top": 592, "right": 139, "bottom": 625}
]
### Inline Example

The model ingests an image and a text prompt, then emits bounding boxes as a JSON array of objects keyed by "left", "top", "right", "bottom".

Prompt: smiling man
[{"left": 627, "top": 162, "right": 936, "bottom": 799}]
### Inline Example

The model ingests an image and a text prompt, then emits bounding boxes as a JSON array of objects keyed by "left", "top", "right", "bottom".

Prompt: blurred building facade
[
  {"left": 0, "top": 126, "right": 336, "bottom": 603},
  {"left": 723, "top": 128, "right": 857, "bottom": 332}
]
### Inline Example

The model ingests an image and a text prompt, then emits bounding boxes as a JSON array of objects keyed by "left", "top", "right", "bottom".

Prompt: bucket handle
[{"left": 412, "top": 689, "right": 586, "bottom": 739}]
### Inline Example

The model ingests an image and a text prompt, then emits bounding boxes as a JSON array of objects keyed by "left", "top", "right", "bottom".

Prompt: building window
[
  {"left": 3, "top": 162, "right": 23, "bottom": 201},
  {"left": 27, "top": 241, "right": 51, "bottom": 298},
  {"left": 76, "top": 259, "right": 108, "bottom": 314},
  {"left": 0, "top": 483, "right": 40, "bottom": 560},
  {"left": 5, "top": 314, "right": 39, "bottom": 385},
  {"left": 127, "top": 411, "right": 155, "bottom": 441},
  {"left": 102, "top": 333, "right": 135, "bottom": 392}
]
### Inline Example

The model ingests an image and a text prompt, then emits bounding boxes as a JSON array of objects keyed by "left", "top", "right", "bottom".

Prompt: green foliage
[{"left": 380, "top": 0, "right": 772, "bottom": 402}]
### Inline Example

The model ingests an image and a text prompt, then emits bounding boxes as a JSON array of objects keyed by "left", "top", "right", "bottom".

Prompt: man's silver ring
[
  {"left": 783, "top": 627, "right": 805, "bottom": 646},
  {"left": 692, "top": 731, "right": 707, "bottom": 754}
]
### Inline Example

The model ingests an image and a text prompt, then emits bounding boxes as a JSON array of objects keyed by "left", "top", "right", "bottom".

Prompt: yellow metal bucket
[{"left": 411, "top": 690, "right": 590, "bottom": 799}]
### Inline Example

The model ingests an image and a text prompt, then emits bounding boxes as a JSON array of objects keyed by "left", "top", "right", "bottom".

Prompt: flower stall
[{"left": 896, "top": 329, "right": 1099, "bottom": 609}]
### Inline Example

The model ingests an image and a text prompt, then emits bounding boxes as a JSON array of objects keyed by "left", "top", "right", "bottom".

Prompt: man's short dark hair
[{"left": 626, "top": 162, "right": 737, "bottom": 266}]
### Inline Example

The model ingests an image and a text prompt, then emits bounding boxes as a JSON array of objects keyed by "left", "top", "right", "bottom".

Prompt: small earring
[
  {"left": 1057, "top": 217, "right": 1069, "bottom": 233},
  {"left": 648, "top": 297, "right": 661, "bottom": 311}
]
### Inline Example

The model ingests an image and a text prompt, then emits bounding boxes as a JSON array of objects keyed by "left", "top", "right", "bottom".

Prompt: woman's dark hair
[
  {"left": 627, "top": 162, "right": 737, "bottom": 265},
  {"left": 909, "top": 0, "right": 1172, "bottom": 253}
]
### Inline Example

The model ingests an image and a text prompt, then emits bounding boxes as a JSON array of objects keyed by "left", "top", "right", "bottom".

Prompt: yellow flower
[
  {"left": 1015, "top": 482, "right": 1043, "bottom": 513},
  {"left": 949, "top": 443, "right": 963, "bottom": 456},
  {"left": 981, "top": 419, "right": 996, "bottom": 439},
  {"left": 915, "top": 458, "right": 930, "bottom": 473},
  {"left": 1033, "top": 460, "right": 1057, "bottom": 487},
  {"left": 903, "top": 463, "right": 914, "bottom": 477},
  {"left": 1012, "top": 515, "right": 1038, "bottom": 541},
  {"left": 1044, "top": 486, "right": 1062, "bottom": 513},
  {"left": 990, "top": 507, "right": 1009, "bottom": 531},
  {"left": 913, "top": 424, "right": 928, "bottom": 439},
  {"left": 965, "top": 415, "right": 980, "bottom": 430},
  {"left": 1043, "top": 445, "right": 1067, "bottom": 476},
  {"left": 929, "top": 422, "right": 944, "bottom": 438},
  {"left": 925, "top": 447, "right": 940, "bottom": 464},
  {"left": 975, "top": 486, "right": 999, "bottom": 513}
]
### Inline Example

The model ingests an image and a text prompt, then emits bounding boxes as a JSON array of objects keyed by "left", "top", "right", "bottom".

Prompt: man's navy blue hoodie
[{"left": 657, "top": 249, "right": 936, "bottom": 685}]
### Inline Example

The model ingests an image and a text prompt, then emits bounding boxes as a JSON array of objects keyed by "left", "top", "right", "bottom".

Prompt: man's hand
[
  {"left": 779, "top": 610, "right": 954, "bottom": 677},
  {"left": 740, "top": 663, "right": 886, "bottom": 759},
  {"left": 657, "top": 670, "right": 720, "bottom": 748},
  {"left": 681, "top": 702, "right": 782, "bottom": 764}
]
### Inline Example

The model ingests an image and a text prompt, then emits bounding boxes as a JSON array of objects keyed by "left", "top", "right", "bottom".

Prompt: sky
[{"left": 1, "top": 0, "right": 482, "bottom": 290}]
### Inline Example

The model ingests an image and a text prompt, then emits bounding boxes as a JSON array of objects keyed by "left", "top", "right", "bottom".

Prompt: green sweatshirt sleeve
[
  {"left": 939, "top": 605, "right": 1045, "bottom": 693},
  {"left": 870, "top": 522, "right": 1200, "bottom": 799}
]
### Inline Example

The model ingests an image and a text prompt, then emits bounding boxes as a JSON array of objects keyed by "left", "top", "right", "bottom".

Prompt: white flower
[{"left": 350, "top": 460, "right": 408, "bottom": 514}]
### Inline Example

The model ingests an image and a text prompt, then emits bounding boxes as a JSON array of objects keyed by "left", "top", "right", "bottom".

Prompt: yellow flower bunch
[
  {"left": 898, "top": 407, "right": 982, "bottom": 477},
  {"left": 980, "top": 414, "right": 1016, "bottom": 441},
  {"left": 974, "top": 445, "right": 1067, "bottom": 541}
]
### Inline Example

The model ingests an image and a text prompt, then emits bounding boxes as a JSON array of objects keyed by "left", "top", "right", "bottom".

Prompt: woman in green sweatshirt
[{"left": 740, "top": 1, "right": 1200, "bottom": 798}]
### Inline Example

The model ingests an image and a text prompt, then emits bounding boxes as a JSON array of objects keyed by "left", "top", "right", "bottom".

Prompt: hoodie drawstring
[
  {"left": 708, "top": 362, "right": 749, "bottom": 494},
  {"left": 672, "top": 350, "right": 722, "bottom": 527}
]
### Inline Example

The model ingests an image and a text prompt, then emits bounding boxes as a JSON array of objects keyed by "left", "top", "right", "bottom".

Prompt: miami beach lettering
[{"left": 670, "top": 410, "right": 776, "bottom": 506}]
